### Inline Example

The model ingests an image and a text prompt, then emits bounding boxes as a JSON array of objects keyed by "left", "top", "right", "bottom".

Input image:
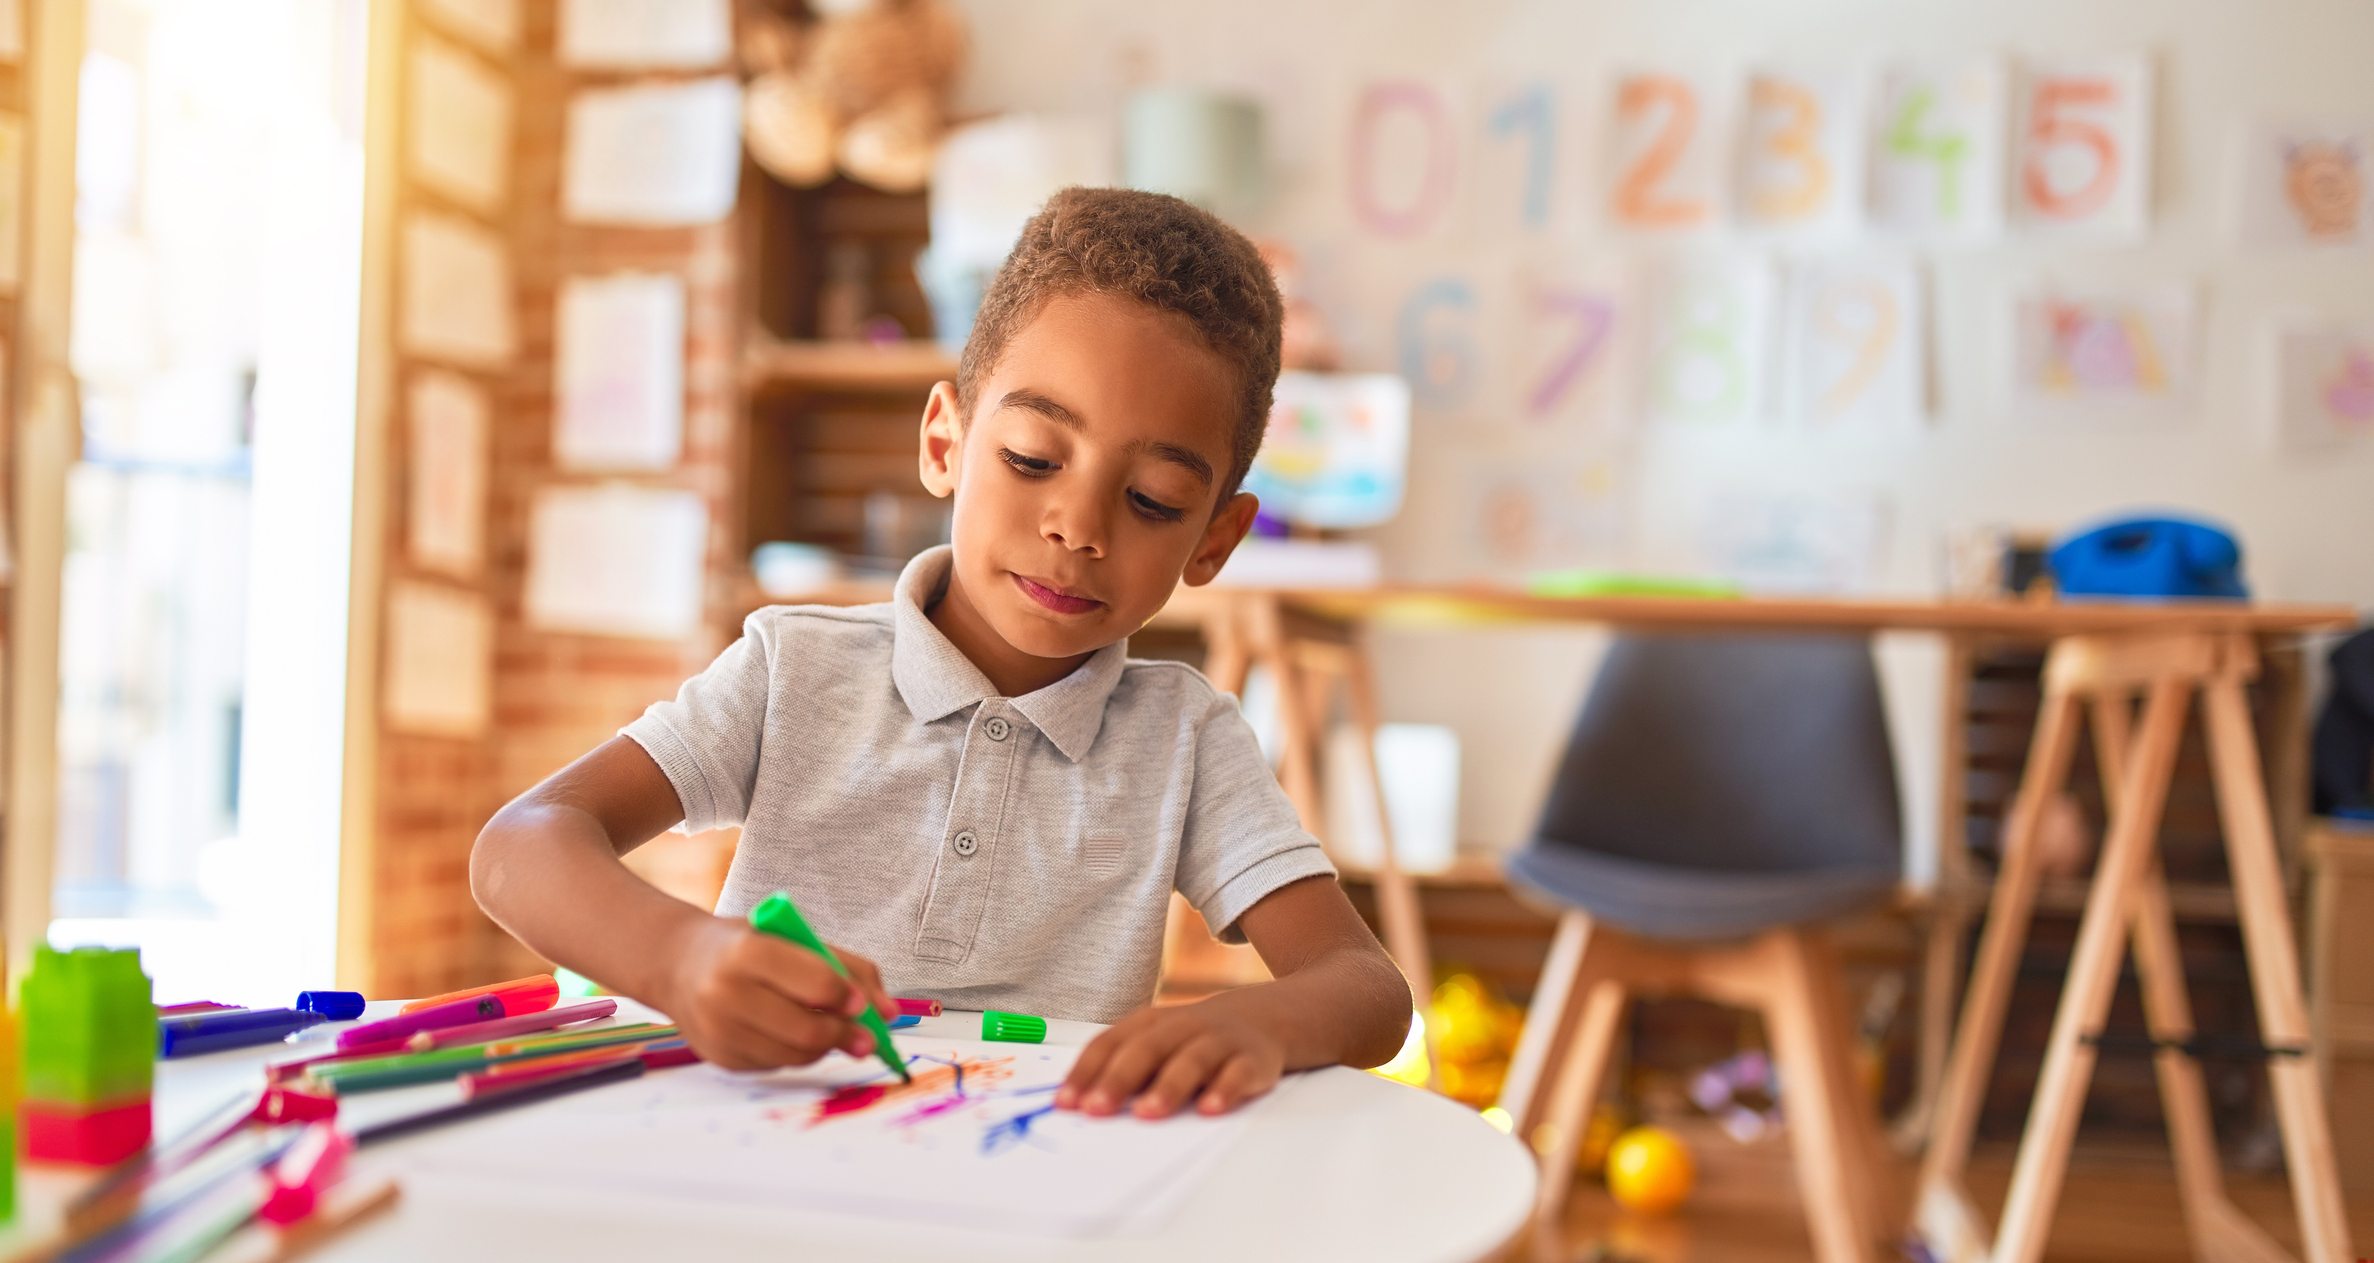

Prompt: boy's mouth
[{"left": 1011, "top": 573, "right": 1104, "bottom": 615}]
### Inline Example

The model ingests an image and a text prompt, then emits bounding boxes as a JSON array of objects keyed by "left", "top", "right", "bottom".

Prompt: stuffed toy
[{"left": 742, "top": 0, "right": 966, "bottom": 193}]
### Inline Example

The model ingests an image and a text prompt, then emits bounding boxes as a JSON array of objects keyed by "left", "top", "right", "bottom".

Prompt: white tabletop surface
[{"left": 5, "top": 1000, "right": 1535, "bottom": 1263}]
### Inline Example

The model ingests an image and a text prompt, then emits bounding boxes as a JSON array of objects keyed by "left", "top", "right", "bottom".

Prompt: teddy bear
[{"left": 741, "top": 0, "right": 967, "bottom": 195}]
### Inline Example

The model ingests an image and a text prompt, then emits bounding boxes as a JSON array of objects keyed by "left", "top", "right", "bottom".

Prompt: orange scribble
[{"left": 777, "top": 1055, "right": 1018, "bottom": 1128}]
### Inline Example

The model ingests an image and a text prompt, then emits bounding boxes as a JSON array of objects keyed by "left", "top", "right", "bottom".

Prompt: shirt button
[
  {"left": 984, "top": 717, "right": 1011, "bottom": 742},
  {"left": 953, "top": 830, "right": 979, "bottom": 857}
]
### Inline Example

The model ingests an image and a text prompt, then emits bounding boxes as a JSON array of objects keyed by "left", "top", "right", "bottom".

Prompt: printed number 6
[
  {"left": 1397, "top": 279, "right": 1478, "bottom": 409},
  {"left": 2023, "top": 78, "right": 2120, "bottom": 219}
]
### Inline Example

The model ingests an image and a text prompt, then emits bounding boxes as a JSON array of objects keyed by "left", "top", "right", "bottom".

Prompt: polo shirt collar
[{"left": 890, "top": 547, "right": 1127, "bottom": 762}]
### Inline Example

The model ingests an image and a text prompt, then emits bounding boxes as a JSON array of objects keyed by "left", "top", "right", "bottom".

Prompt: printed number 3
[{"left": 1748, "top": 78, "right": 1830, "bottom": 222}]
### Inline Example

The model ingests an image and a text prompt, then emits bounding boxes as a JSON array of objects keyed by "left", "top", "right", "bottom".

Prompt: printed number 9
[{"left": 1397, "top": 279, "right": 1478, "bottom": 409}]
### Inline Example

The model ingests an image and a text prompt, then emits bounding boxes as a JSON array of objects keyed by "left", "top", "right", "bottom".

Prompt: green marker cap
[{"left": 981, "top": 1010, "right": 1046, "bottom": 1044}]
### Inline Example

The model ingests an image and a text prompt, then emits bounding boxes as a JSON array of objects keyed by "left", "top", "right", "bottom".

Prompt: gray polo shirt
[{"left": 622, "top": 546, "right": 1336, "bottom": 1024}]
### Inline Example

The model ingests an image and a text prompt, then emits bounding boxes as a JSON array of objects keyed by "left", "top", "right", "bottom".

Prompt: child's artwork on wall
[
  {"left": 2014, "top": 54, "right": 2153, "bottom": 236},
  {"left": 553, "top": 272, "right": 686, "bottom": 472},
  {"left": 1344, "top": 79, "right": 1464, "bottom": 241},
  {"left": 1243, "top": 371, "right": 1411, "bottom": 528},
  {"left": 384, "top": 581, "right": 493, "bottom": 738},
  {"left": 2011, "top": 284, "right": 2196, "bottom": 422},
  {"left": 525, "top": 484, "right": 709, "bottom": 640},
  {"left": 1604, "top": 71, "right": 1722, "bottom": 233},
  {"left": 1734, "top": 66, "right": 1860, "bottom": 236},
  {"left": 557, "top": 0, "right": 732, "bottom": 70},
  {"left": 564, "top": 77, "right": 743, "bottom": 226},
  {"left": 408, "top": 34, "right": 513, "bottom": 216},
  {"left": 1462, "top": 455, "right": 1629, "bottom": 575},
  {"left": 1696, "top": 488, "right": 1890, "bottom": 594},
  {"left": 405, "top": 1039, "right": 1263, "bottom": 1238},
  {"left": 2268, "top": 320, "right": 2374, "bottom": 448},
  {"left": 1642, "top": 257, "right": 1772, "bottom": 425},
  {"left": 1474, "top": 78, "right": 1565, "bottom": 237},
  {"left": 1781, "top": 258, "right": 1925, "bottom": 430},
  {"left": 408, "top": 371, "right": 489, "bottom": 577},
  {"left": 399, "top": 211, "right": 516, "bottom": 367},
  {"left": 2235, "top": 121, "right": 2374, "bottom": 246},
  {"left": 1500, "top": 261, "right": 1628, "bottom": 429},
  {"left": 1387, "top": 273, "right": 1482, "bottom": 413},
  {"left": 1867, "top": 59, "right": 2005, "bottom": 237}
]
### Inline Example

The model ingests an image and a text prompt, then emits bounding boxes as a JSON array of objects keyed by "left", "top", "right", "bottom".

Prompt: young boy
[{"left": 472, "top": 187, "right": 1411, "bottom": 1119}]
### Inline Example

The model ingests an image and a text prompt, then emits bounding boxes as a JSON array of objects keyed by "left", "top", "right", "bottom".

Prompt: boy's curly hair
[{"left": 955, "top": 187, "right": 1284, "bottom": 501}]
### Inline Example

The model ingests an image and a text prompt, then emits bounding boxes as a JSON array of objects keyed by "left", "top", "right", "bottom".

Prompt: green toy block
[{"left": 20, "top": 946, "right": 153, "bottom": 1108}]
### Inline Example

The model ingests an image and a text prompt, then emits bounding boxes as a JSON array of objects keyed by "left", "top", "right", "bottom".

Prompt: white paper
[
  {"left": 384, "top": 581, "right": 494, "bottom": 738},
  {"left": 554, "top": 273, "right": 685, "bottom": 471},
  {"left": 1867, "top": 59, "right": 2006, "bottom": 238},
  {"left": 1603, "top": 70, "right": 1721, "bottom": 233},
  {"left": 2014, "top": 54, "right": 2153, "bottom": 236},
  {"left": 2010, "top": 283, "right": 2196, "bottom": 423},
  {"left": 1461, "top": 455, "right": 1629, "bottom": 573},
  {"left": 564, "top": 78, "right": 743, "bottom": 226},
  {"left": 408, "top": 35, "right": 513, "bottom": 215},
  {"left": 1782, "top": 257, "right": 1925, "bottom": 430},
  {"left": 408, "top": 371, "right": 488, "bottom": 577},
  {"left": 525, "top": 484, "right": 708, "bottom": 640},
  {"left": 1343, "top": 78, "right": 1465, "bottom": 239},
  {"left": 1642, "top": 256, "right": 1773, "bottom": 425},
  {"left": 1473, "top": 77, "right": 1564, "bottom": 236},
  {"left": 2268, "top": 320, "right": 2374, "bottom": 449},
  {"left": 400, "top": 212, "right": 516, "bottom": 366},
  {"left": 1499, "top": 258, "right": 1628, "bottom": 429},
  {"left": 1241, "top": 371, "right": 1410, "bottom": 529},
  {"left": 2234, "top": 120, "right": 2374, "bottom": 246},
  {"left": 1698, "top": 489, "right": 1890, "bottom": 594},
  {"left": 414, "top": 0, "right": 521, "bottom": 52},
  {"left": 400, "top": 1038, "right": 1255, "bottom": 1238},
  {"left": 559, "top": 0, "right": 731, "bottom": 69},
  {"left": 1734, "top": 66, "right": 1861, "bottom": 235}
]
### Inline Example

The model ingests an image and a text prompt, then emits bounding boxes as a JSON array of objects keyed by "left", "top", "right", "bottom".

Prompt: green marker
[{"left": 748, "top": 892, "right": 910, "bottom": 1083}]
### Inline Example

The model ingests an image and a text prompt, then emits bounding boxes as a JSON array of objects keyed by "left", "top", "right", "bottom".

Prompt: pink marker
[
  {"left": 336, "top": 993, "right": 505, "bottom": 1050},
  {"left": 893, "top": 997, "right": 942, "bottom": 1018},
  {"left": 405, "top": 998, "right": 618, "bottom": 1052},
  {"left": 261, "top": 1122, "right": 353, "bottom": 1225}
]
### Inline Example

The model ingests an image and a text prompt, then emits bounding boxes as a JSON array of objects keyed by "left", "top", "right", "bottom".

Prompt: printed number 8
[{"left": 1656, "top": 278, "right": 1745, "bottom": 421}]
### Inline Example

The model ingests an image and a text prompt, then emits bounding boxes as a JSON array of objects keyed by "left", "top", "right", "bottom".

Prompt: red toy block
[{"left": 22, "top": 1097, "right": 151, "bottom": 1165}]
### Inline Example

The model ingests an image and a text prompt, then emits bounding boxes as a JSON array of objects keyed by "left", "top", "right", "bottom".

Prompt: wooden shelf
[{"left": 743, "top": 338, "right": 956, "bottom": 392}]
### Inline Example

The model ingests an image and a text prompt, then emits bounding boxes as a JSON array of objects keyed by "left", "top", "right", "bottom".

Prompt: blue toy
[{"left": 2048, "top": 514, "right": 2247, "bottom": 600}]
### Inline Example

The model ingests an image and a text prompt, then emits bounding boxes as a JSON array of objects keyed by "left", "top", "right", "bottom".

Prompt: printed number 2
[
  {"left": 2024, "top": 77, "right": 2121, "bottom": 219},
  {"left": 1886, "top": 87, "right": 1970, "bottom": 219},
  {"left": 1748, "top": 78, "right": 1831, "bottom": 222},
  {"left": 1614, "top": 77, "right": 1707, "bottom": 228}
]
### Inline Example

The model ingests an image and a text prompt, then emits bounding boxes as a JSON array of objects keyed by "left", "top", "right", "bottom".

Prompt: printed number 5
[{"left": 2023, "top": 78, "right": 2120, "bottom": 219}]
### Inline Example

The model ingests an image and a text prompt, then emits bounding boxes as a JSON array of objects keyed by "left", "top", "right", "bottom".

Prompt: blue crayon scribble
[{"left": 981, "top": 1102, "right": 1058, "bottom": 1156}]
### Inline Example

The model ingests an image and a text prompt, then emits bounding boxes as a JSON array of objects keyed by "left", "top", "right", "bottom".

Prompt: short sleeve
[
  {"left": 620, "top": 616, "right": 774, "bottom": 832},
  {"left": 1173, "top": 693, "right": 1338, "bottom": 944}
]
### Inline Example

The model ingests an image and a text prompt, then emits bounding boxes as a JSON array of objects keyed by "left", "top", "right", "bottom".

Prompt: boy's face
[{"left": 918, "top": 291, "right": 1259, "bottom": 663}]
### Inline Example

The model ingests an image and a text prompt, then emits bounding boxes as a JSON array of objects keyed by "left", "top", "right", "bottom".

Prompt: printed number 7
[
  {"left": 1528, "top": 289, "right": 1614, "bottom": 418},
  {"left": 1886, "top": 87, "right": 1969, "bottom": 219},
  {"left": 2024, "top": 78, "right": 2120, "bottom": 219}
]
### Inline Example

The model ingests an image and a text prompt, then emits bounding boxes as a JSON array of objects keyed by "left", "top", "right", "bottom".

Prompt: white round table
[{"left": 100, "top": 1002, "right": 1537, "bottom": 1263}]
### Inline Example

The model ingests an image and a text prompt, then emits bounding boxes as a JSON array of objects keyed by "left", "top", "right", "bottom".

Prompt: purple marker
[{"left": 336, "top": 993, "right": 507, "bottom": 1051}]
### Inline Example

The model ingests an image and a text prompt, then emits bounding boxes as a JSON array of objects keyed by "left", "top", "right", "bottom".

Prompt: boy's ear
[
  {"left": 917, "top": 381, "right": 963, "bottom": 498},
  {"left": 1182, "top": 491, "right": 1260, "bottom": 588}
]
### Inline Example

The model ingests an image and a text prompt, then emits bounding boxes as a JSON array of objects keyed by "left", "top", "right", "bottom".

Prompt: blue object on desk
[
  {"left": 2048, "top": 514, "right": 2247, "bottom": 600},
  {"left": 160, "top": 1007, "right": 327, "bottom": 1058},
  {"left": 887, "top": 1014, "right": 921, "bottom": 1029},
  {"left": 294, "top": 990, "right": 366, "bottom": 1020}
]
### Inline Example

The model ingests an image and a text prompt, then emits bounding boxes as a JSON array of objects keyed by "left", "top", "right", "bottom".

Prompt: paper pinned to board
[
  {"left": 398, "top": 1037, "right": 1264, "bottom": 1239},
  {"left": 2268, "top": 318, "right": 2374, "bottom": 449},
  {"left": 554, "top": 273, "right": 685, "bottom": 472},
  {"left": 558, "top": 0, "right": 732, "bottom": 69},
  {"left": 408, "top": 35, "right": 513, "bottom": 215},
  {"left": 384, "top": 581, "right": 494, "bottom": 738},
  {"left": 415, "top": 0, "right": 521, "bottom": 52},
  {"left": 564, "top": 78, "right": 743, "bottom": 226},
  {"left": 408, "top": 370, "right": 489, "bottom": 576},
  {"left": 524, "top": 484, "right": 708, "bottom": 641},
  {"left": 400, "top": 212, "right": 516, "bottom": 366}
]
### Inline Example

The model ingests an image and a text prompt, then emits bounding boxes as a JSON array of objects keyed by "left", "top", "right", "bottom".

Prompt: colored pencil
[
  {"left": 351, "top": 1055, "right": 648, "bottom": 1146},
  {"left": 307, "top": 1025, "right": 675, "bottom": 1094}
]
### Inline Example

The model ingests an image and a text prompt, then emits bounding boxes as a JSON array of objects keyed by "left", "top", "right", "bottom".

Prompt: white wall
[{"left": 950, "top": 0, "right": 2374, "bottom": 878}]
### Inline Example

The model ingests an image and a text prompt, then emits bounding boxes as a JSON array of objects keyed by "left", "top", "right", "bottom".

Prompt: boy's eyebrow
[{"left": 1000, "top": 388, "right": 1216, "bottom": 486}]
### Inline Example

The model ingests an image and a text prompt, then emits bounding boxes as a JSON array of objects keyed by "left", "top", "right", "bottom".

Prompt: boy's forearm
[
  {"left": 470, "top": 802, "right": 714, "bottom": 1007},
  {"left": 1207, "top": 941, "right": 1413, "bottom": 1071}
]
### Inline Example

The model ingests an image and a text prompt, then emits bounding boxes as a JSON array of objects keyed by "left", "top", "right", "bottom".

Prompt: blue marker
[{"left": 159, "top": 1007, "right": 328, "bottom": 1058}]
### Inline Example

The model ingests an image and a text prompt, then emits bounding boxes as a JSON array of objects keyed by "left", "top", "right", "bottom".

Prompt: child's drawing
[
  {"left": 2011, "top": 285, "right": 2195, "bottom": 422},
  {"left": 2236, "top": 121, "right": 2374, "bottom": 246},
  {"left": 2270, "top": 320, "right": 2374, "bottom": 449}
]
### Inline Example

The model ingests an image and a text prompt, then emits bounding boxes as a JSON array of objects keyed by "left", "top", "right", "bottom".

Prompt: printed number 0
[
  {"left": 1351, "top": 83, "right": 1456, "bottom": 237},
  {"left": 1749, "top": 78, "right": 1831, "bottom": 222},
  {"left": 1397, "top": 279, "right": 1478, "bottom": 408},
  {"left": 1614, "top": 77, "right": 1708, "bottom": 228},
  {"left": 2023, "top": 78, "right": 2120, "bottom": 219}
]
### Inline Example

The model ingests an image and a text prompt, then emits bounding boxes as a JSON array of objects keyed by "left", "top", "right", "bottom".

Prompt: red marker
[{"left": 398, "top": 973, "right": 559, "bottom": 1017}]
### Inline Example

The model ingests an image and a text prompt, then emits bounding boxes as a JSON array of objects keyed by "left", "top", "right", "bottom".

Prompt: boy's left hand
[{"left": 1055, "top": 1001, "right": 1285, "bottom": 1119}]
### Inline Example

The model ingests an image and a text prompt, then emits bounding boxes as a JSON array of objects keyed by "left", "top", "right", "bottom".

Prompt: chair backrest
[{"left": 1529, "top": 632, "right": 1902, "bottom": 876}]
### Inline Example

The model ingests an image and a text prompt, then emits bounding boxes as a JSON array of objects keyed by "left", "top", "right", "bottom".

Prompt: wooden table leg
[
  {"left": 2203, "top": 667, "right": 2355, "bottom": 1263},
  {"left": 1990, "top": 674, "right": 2191, "bottom": 1263},
  {"left": 1764, "top": 931, "right": 1883, "bottom": 1263},
  {"left": 1528, "top": 971, "right": 1629, "bottom": 1259},
  {"left": 1344, "top": 628, "right": 1434, "bottom": 1007},
  {"left": 1500, "top": 910, "right": 1593, "bottom": 1141}
]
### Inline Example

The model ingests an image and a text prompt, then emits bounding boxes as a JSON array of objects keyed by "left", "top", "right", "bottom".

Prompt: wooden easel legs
[
  {"left": 1496, "top": 917, "right": 1895, "bottom": 1263},
  {"left": 1915, "top": 632, "right": 2353, "bottom": 1263}
]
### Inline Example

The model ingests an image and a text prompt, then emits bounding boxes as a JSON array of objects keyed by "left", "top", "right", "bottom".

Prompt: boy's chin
[{"left": 986, "top": 604, "right": 1123, "bottom": 662}]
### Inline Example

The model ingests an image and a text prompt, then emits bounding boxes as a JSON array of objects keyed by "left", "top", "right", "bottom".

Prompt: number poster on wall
[
  {"left": 1781, "top": 258, "right": 1925, "bottom": 430},
  {"left": 1734, "top": 66, "right": 1860, "bottom": 236},
  {"left": 1867, "top": 59, "right": 2006, "bottom": 237},
  {"left": 2014, "top": 55, "right": 2153, "bottom": 235}
]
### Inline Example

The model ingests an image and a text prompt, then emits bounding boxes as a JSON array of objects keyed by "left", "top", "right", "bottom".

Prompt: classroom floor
[{"left": 1539, "top": 1113, "right": 2374, "bottom": 1263}]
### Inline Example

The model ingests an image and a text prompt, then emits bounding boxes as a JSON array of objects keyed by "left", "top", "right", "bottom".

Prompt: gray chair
[{"left": 1494, "top": 633, "right": 1904, "bottom": 1263}]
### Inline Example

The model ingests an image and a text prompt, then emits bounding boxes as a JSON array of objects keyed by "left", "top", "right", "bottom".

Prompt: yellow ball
[{"left": 1604, "top": 1125, "right": 1695, "bottom": 1216}]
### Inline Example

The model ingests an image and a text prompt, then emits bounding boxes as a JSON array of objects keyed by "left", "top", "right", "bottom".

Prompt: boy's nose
[{"left": 1041, "top": 490, "right": 1109, "bottom": 558}]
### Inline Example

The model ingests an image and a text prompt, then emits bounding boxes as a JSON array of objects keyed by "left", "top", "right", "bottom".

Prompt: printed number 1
[
  {"left": 1886, "top": 87, "right": 1969, "bottom": 218},
  {"left": 1489, "top": 83, "right": 1555, "bottom": 227}
]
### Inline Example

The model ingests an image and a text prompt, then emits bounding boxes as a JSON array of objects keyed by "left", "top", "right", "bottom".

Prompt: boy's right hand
[{"left": 663, "top": 916, "right": 896, "bottom": 1071}]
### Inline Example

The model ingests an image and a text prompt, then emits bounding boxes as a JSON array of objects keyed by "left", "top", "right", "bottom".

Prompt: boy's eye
[
  {"left": 998, "top": 448, "right": 1056, "bottom": 475},
  {"left": 1130, "top": 490, "right": 1187, "bottom": 524}
]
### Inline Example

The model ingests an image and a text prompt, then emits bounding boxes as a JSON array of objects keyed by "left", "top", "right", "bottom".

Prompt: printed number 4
[{"left": 1887, "top": 87, "right": 1969, "bottom": 218}]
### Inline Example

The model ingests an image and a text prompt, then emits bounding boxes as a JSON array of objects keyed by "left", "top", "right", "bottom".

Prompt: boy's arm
[
  {"left": 1055, "top": 875, "right": 1411, "bottom": 1118},
  {"left": 471, "top": 735, "right": 895, "bottom": 1070}
]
